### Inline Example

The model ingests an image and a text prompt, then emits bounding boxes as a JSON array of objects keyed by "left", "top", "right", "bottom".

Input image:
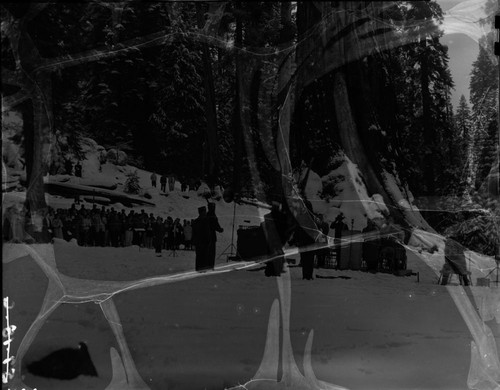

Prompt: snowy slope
[{"left": 3, "top": 239, "right": 499, "bottom": 390}]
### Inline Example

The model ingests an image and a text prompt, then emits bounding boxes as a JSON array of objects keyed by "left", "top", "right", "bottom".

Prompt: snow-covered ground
[
  {"left": 3, "top": 142, "right": 499, "bottom": 390},
  {"left": 3, "top": 237, "right": 499, "bottom": 390}
]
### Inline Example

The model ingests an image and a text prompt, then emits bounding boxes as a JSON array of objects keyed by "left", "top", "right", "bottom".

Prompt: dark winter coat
[
  {"left": 444, "top": 238, "right": 468, "bottom": 275},
  {"left": 192, "top": 215, "right": 210, "bottom": 247},
  {"left": 207, "top": 210, "right": 223, "bottom": 242}
]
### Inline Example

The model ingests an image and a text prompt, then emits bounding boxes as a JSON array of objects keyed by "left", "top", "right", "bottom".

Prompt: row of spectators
[{"left": 3, "top": 203, "right": 194, "bottom": 251}]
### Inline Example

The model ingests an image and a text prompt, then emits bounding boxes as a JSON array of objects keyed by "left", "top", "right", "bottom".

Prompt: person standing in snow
[
  {"left": 183, "top": 220, "right": 193, "bottom": 249},
  {"left": 289, "top": 200, "right": 319, "bottom": 280},
  {"left": 441, "top": 236, "right": 470, "bottom": 286},
  {"left": 262, "top": 202, "right": 289, "bottom": 277},
  {"left": 74, "top": 161, "right": 82, "bottom": 178},
  {"left": 173, "top": 218, "right": 184, "bottom": 250},
  {"left": 168, "top": 175, "right": 175, "bottom": 192},
  {"left": 145, "top": 214, "right": 155, "bottom": 248},
  {"left": 123, "top": 211, "right": 134, "bottom": 247},
  {"left": 315, "top": 214, "right": 330, "bottom": 269},
  {"left": 153, "top": 217, "right": 166, "bottom": 256},
  {"left": 294, "top": 221, "right": 316, "bottom": 280},
  {"left": 79, "top": 211, "right": 92, "bottom": 246},
  {"left": 150, "top": 172, "right": 157, "bottom": 188},
  {"left": 160, "top": 174, "right": 167, "bottom": 192},
  {"left": 193, "top": 206, "right": 210, "bottom": 271},
  {"left": 90, "top": 209, "right": 102, "bottom": 246},
  {"left": 98, "top": 150, "right": 106, "bottom": 172},
  {"left": 207, "top": 203, "right": 224, "bottom": 270},
  {"left": 51, "top": 211, "right": 64, "bottom": 240},
  {"left": 65, "top": 159, "right": 73, "bottom": 176},
  {"left": 9, "top": 206, "right": 26, "bottom": 242},
  {"left": 108, "top": 212, "right": 121, "bottom": 247},
  {"left": 330, "top": 213, "right": 348, "bottom": 270},
  {"left": 362, "top": 219, "right": 379, "bottom": 273}
]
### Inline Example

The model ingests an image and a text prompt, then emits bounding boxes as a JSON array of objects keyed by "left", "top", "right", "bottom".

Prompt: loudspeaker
[{"left": 237, "top": 226, "right": 268, "bottom": 260}]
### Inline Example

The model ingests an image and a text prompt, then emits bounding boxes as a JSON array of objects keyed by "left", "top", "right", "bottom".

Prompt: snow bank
[
  {"left": 381, "top": 170, "right": 433, "bottom": 231},
  {"left": 409, "top": 229, "right": 498, "bottom": 280},
  {"left": 197, "top": 182, "right": 212, "bottom": 198},
  {"left": 319, "top": 157, "right": 389, "bottom": 230},
  {"left": 299, "top": 168, "right": 323, "bottom": 201}
]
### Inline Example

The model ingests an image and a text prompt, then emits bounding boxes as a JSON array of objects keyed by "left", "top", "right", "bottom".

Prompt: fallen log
[
  {"left": 44, "top": 181, "right": 155, "bottom": 207},
  {"left": 83, "top": 196, "right": 112, "bottom": 205},
  {"left": 46, "top": 175, "right": 118, "bottom": 190}
]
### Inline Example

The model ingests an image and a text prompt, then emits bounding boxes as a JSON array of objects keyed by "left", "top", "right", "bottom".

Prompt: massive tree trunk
[
  {"left": 25, "top": 78, "right": 52, "bottom": 211},
  {"left": 196, "top": 2, "right": 219, "bottom": 186},
  {"left": 420, "top": 40, "right": 436, "bottom": 195},
  {"left": 276, "top": 2, "right": 294, "bottom": 197},
  {"left": 294, "top": 1, "right": 433, "bottom": 231},
  {"left": 232, "top": 0, "right": 244, "bottom": 197}
]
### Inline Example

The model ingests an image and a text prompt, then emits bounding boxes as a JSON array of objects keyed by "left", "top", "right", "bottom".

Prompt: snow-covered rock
[
  {"left": 2, "top": 112, "right": 24, "bottom": 171},
  {"left": 320, "top": 158, "right": 388, "bottom": 230},
  {"left": 106, "top": 149, "right": 128, "bottom": 166},
  {"left": 299, "top": 168, "right": 323, "bottom": 201},
  {"left": 197, "top": 182, "right": 212, "bottom": 198},
  {"left": 80, "top": 137, "right": 100, "bottom": 153}
]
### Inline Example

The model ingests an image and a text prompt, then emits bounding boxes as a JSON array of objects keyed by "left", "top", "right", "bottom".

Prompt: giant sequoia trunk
[
  {"left": 420, "top": 40, "right": 436, "bottom": 195},
  {"left": 276, "top": 2, "right": 294, "bottom": 197},
  {"left": 196, "top": 2, "right": 219, "bottom": 186},
  {"left": 294, "top": 1, "right": 433, "bottom": 231},
  {"left": 21, "top": 74, "right": 53, "bottom": 213}
]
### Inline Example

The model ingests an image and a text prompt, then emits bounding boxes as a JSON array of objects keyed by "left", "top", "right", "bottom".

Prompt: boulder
[
  {"left": 197, "top": 182, "right": 212, "bottom": 198},
  {"left": 80, "top": 138, "right": 100, "bottom": 153},
  {"left": 106, "top": 149, "right": 128, "bottom": 166}
]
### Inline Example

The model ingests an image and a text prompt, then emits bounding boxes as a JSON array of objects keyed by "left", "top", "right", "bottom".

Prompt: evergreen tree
[
  {"left": 469, "top": 45, "right": 498, "bottom": 191},
  {"left": 149, "top": 3, "right": 205, "bottom": 179},
  {"left": 368, "top": 1, "right": 454, "bottom": 197},
  {"left": 455, "top": 95, "right": 472, "bottom": 140}
]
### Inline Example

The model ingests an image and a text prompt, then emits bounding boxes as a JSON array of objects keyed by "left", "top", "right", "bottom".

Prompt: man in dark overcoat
[
  {"left": 153, "top": 217, "right": 166, "bottom": 256},
  {"left": 192, "top": 206, "right": 210, "bottom": 271},
  {"left": 207, "top": 203, "right": 224, "bottom": 270},
  {"left": 330, "top": 213, "right": 348, "bottom": 269},
  {"left": 262, "top": 202, "right": 290, "bottom": 277},
  {"left": 362, "top": 219, "right": 379, "bottom": 273},
  {"left": 160, "top": 174, "right": 167, "bottom": 192},
  {"left": 74, "top": 161, "right": 82, "bottom": 178},
  {"left": 441, "top": 236, "right": 470, "bottom": 286}
]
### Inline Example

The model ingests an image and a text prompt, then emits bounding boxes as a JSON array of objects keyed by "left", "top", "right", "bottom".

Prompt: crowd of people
[{"left": 2, "top": 203, "right": 195, "bottom": 255}]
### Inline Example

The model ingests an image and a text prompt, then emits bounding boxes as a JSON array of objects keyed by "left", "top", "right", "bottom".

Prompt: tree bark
[
  {"left": 232, "top": 0, "right": 244, "bottom": 196},
  {"left": 276, "top": 2, "right": 294, "bottom": 196},
  {"left": 196, "top": 2, "right": 219, "bottom": 186},
  {"left": 295, "top": 1, "right": 433, "bottom": 231},
  {"left": 420, "top": 40, "right": 436, "bottom": 195},
  {"left": 25, "top": 75, "right": 52, "bottom": 211}
]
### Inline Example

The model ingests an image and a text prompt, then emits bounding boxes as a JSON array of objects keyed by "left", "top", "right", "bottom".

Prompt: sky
[
  {"left": 442, "top": 33, "right": 479, "bottom": 108},
  {"left": 438, "top": 0, "right": 494, "bottom": 108}
]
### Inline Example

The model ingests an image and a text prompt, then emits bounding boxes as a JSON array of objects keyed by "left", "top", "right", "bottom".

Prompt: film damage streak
[
  {"left": 2, "top": 0, "right": 500, "bottom": 390},
  {"left": 2, "top": 297, "right": 16, "bottom": 385},
  {"left": 3, "top": 297, "right": 37, "bottom": 390}
]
